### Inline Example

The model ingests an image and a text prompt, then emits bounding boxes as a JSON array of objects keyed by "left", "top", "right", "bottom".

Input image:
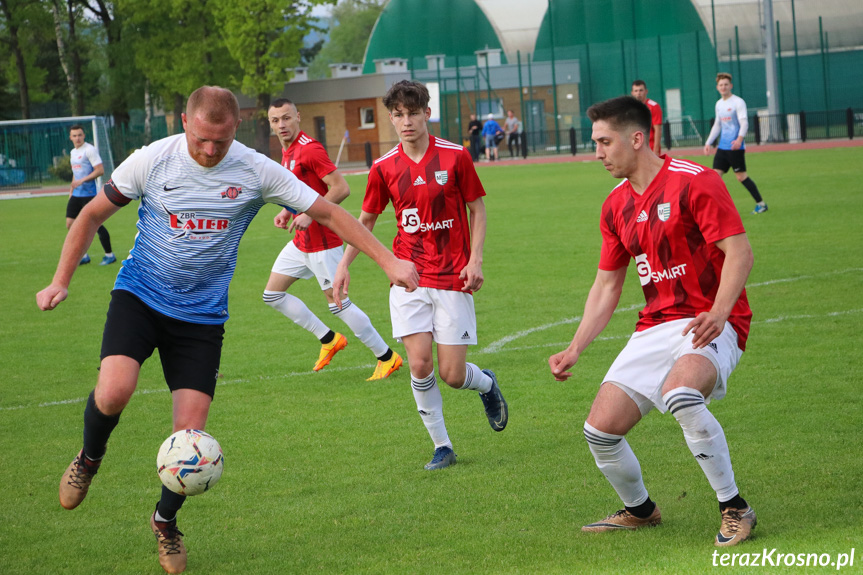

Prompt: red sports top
[
  {"left": 364, "top": 136, "right": 486, "bottom": 291},
  {"left": 646, "top": 98, "right": 663, "bottom": 151},
  {"left": 598, "top": 156, "right": 752, "bottom": 350},
  {"left": 281, "top": 131, "right": 342, "bottom": 253}
]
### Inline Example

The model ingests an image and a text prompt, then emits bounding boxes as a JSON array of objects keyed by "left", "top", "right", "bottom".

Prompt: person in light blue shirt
[
  {"left": 67, "top": 125, "right": 115, "bottom": 264},
  {"left": 703, "top": 73, "right": 768, "bottom": 215},
  {"left": 481, "top": 113, "right": 503, "bottom": 161}
]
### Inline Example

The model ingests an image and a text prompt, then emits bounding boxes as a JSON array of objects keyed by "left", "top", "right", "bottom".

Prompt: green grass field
[{"left": 1, "top": 147, "right": 861, "bottom": 574}]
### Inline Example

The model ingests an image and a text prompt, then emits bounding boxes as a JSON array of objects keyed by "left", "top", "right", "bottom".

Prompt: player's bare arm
[
  {"left": 460, "top": 197, "right": 487, "bottom": 292},
  {"left": 70, "top": 163, "right": 104, "bottom": 192},
  {"left": 549, "top": 267, "right": 627, "bottom": 381},
  {"left": 288, "top": 170, "right": 350, "bottom": 233},
  {"left": 37, "top": 191, "right": 122, "bottom": 310},
  {"left": 683, "top": 232, "right": 753, "bottom": 348},
  {"left": 306, "top": 200, "right": 417, "bottom": 293},
  {"left": 652, "top": 126, "right": 662, "bottom": 156},
  {"left": 333, "top": 210, "right": 379, "bottom": 303}
]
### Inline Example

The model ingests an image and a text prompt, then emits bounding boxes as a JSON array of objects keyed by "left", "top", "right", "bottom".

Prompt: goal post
[{"left": 0, "top": 116, "right": 114, "bottom": 190}]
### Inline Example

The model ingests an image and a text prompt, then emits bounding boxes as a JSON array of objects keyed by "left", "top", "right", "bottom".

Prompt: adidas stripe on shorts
[
  {"left": 389, "top": 286, "right": 477, "bottom": 345},
  {"left": 271, "top": 242, "right": 344, "bottom": 292},
  {"left": 602, "top": 318, "right": 743, "bottom": 415}
]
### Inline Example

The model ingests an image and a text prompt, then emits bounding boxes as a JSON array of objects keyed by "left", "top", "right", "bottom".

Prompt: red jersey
[
  {"left": 646, "top": 98, "right": 663, "bottom": 151},
  {"left": 598, "top": 156, "right": 752, "bottom": 350},
  {"left": 364, "top": 136, "right": 486, "bottom": 291},
  {"left": 281, "top": 131, "right": 342, "bottom": 253}
]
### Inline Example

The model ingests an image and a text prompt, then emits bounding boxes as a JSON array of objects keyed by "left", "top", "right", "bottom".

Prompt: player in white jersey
[
  {"left": 703, "top": 73, "right": 768, "bottom": 214},
  {"left": 66, "top": 124, "right": 115, "bottom": 265},
  {"left": 37, "top": 86, "right": 418, "bottom": 575}
]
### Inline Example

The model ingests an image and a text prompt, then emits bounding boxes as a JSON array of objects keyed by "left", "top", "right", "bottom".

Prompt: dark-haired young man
[
  {"left": 264, "top": 98, "right": 402, "bottom": 380},
  {"left": 67, "top": 124, "right": 115, "bottom": 265},
  {"left": 38, "top": 86, "right": 418, "bottom": 574},
  {"left": 334, "top": 80, "right": 508, "bottom": 471},
  {"left": 630, "top": 80, "right": 662, "bottom": 156},
  {"left": 549, "top": 95, "right": 757, "bottom": 546}
]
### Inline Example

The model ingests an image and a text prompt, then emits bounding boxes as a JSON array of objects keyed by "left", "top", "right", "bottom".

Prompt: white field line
[
  {"left": 2, "top": 269, "right": 860, "bottom": 413},
  {"left": 480, "top": 267, "right": 863, "bottom": 354}
]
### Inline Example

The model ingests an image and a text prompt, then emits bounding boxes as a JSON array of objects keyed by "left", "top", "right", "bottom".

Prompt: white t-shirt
[
  {"left": 706, "top": 95, "right": 748, "bottom": 150},
  {"left": 106, "top": 134, "right": 319, "bottom": 324},
  {"left": 70, "top": 143, "right": 103, "bottom": 197}
]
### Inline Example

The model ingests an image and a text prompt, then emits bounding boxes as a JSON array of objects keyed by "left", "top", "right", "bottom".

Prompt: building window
[{"left": 360, "top": 107, "right": 375, "bottom": 128}]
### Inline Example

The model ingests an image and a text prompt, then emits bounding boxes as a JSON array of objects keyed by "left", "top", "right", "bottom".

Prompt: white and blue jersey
[
  {"left": 706, "top": 95, "right": 748, "bottom": 150},
  {"left": 70, "top": 143, "right": 102, "bottom": 197},
  {"left": 104, "top": 134, "right": 319, "bottom": 325}
]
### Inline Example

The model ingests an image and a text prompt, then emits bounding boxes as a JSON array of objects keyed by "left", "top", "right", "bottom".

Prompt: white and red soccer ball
[{"left": 156, "top": 429, "right": 224, "bottom": 496}]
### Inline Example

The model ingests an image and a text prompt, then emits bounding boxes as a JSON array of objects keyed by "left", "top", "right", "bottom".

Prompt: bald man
[{"left": 37, "top": 86, "right": 418, "bottom": 574}]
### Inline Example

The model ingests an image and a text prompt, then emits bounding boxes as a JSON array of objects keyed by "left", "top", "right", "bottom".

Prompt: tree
[
  {"left": 0, "top": 0, "right": 32, "bottom": 117},
  {"left": 215, "top": 0, "right": 331, "bottom": 153},
  {"left": 125, "top": 0, "right": 240, "bottom": 136},
  {"left": 49, "top": 0, "right": 84, "bottom": 115},
  {"left": 308, "top": 0, "right": 383, "bottom": 79}
]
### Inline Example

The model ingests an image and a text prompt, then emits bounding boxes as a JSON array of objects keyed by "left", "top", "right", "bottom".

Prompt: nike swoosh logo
[
  {"left": 716, "top": 533, "right": 736, "bottom": 544},
  {"left": 164, "top": 185, "right": 182, "bottom": 191}
]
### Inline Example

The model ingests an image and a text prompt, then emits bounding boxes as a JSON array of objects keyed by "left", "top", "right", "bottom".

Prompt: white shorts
[
  {"left": 271, "top": 242, "right": 342, "bottom": 292},
  {"left": 389, "top": 286, "right": 477, "bottom": 345},
  {"left": 603, "top": 318, "right": 743, "bottom": 415}
]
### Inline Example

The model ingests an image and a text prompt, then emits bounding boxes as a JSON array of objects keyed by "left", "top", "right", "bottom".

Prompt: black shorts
[
  {"left": 713, "top": 148, "right": 747, "bottom": 173},
  {"left": 101, "top": 290, "right": 225, "bottom": 397},
  {"left": 66, "top": 195, "right": 95, "bottom": 219}
]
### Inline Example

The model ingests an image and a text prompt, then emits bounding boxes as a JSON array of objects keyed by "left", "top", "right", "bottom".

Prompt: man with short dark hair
[
  {"left": 550, "top": 95, "right": 757, "bottom": 547},
  {"left": 335, "top": 80, "right": 508, "bottom": 471},
  {"left": 704, "top": 73, "right": 768, "bottom": 214},
  {"left": 630, "top": 80, "right": 662, "bottom": 156},
  {"left": 264, "top": 98, "right": 402, "bottom": 380},
  {"left": 67, "top": 124, "right": 115, "bottom": 265},
  {"left": 38, "top": 86, "right": 418, "bottom": 574}
]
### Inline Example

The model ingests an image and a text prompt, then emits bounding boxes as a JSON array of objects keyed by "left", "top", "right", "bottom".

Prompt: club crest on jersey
[
  {"left": 221, "top": 186, "right": 242, "bottom": 199},
  {"left": 657, "top": 203, "right": 671, "bottom": 221},
  {"left": 289, "top": 160, "right": 296, "bottom": 171},
  {"left": 434, "top": 170, "right": 448, "bottom": 185}
]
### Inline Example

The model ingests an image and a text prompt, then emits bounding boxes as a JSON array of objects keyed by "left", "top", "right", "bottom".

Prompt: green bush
[{"left": 48, "top": 154, "right": 72, "bottom": 181}]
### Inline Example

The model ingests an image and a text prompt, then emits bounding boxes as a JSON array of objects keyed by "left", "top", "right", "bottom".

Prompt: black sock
[
  {"left": 83, "top": 390, "right": 121, "bottom": 460},
  {"left": 719, "top": 494, "right": 748, "bottom": 511},
  {"left": 320, "top": 330, "right": 335, "bottom": 345},
  {"left": 740, "top": 178, "right": 763, "bottom": 203},
  {"left": 625, "top": 497, "right": 656, "bottom": 519},
  {"left": 96, "top": 225, "right": 113, "bottom": 254},
  {"left": 377, "top": 349, "right": 393, "bottom": 362},
  {"left": 156, "top": 487, "right": 186, "bottom": 522}
]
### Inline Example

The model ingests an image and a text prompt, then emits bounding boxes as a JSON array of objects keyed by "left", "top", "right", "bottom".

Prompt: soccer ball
[{"left": 156, "top": 429, "right": 224, "bottom": 496}]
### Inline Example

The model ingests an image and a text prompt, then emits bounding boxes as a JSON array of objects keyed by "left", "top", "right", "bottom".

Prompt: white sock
[
  {"left": 154, "top": 510, "right": 173, "bottom": 523},
  {"left": 262, "top": 291, "right": 330, "bottom": 340},
  {"left": 330, "top": 299, "right": 389, "bottom": 357},
  {"left": 460, "top": 363, "right": 492, "bottom": 393},
  {"left": 105, "top": 252, "right": 113, "bottom": 257},
  {"left": 411, "top": 372, "right": 451, "bottom": 449},
  {"left": 663, "top": 387, "right": 739, "bottom": 502},
  {"left": 583, "top": 422, "right": 649, "bottom": 507}
]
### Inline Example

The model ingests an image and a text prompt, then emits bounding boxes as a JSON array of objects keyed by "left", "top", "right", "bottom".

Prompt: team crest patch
[
  {"left": 434, "top": 170, "right": 448, "bottom": 185},
  {"left": 289, "top": 160, "right": 296, "bottom": 171},
  {"left": 657, "top": 202, "right": 671, "bottom": 221},
  {"left": 221, "top": 186, "right": 242, "bottom": 199}
]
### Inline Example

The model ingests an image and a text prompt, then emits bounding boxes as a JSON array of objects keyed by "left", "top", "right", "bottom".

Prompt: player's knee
[
  {"left": 438, "top": 365, "right": 465, "bottom": 389},
  {"left": 262, "top": 290, "right": 285, "bottom": 308},
  {"left": 583, "top": 421, "right": 621, "bottom": 454}
]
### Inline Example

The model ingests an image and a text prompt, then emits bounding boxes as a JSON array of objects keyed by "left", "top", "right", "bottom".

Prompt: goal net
[{"left": 0, "top": 116, "right": 114, "bottom": 190}]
